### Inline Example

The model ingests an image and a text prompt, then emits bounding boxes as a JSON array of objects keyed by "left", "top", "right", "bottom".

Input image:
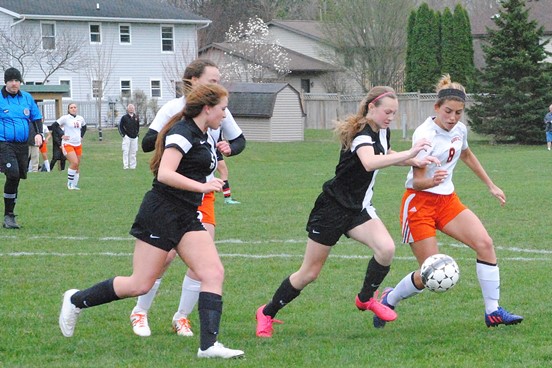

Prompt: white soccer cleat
[
  {"left": 197, "top": 342, "right": 244, "bottom": 359},
  {"left": 59, "top": 289, "right": 81, "bottom": 337},
  {"left": 172, "top": 316, "right": 193, "bottom": 337},
  {"left": 130, "top": 311, "right": 151, "bottom": 337}
]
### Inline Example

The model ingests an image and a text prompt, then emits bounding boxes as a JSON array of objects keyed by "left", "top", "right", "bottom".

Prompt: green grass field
[{"left": 1, "top": 128, "right": 550, "bottom": 367}]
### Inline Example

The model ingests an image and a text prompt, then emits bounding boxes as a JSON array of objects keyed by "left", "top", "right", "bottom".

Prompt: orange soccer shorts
[
  {"left": 39, "top": 143, "right": 48, "bottom": 154},
  {"left": 63, "top": 144, "right": 82, "bottom": 157},
  {"left": 400, "top": 189, "right": 466, "bottom": 244},
  {"left": 197, "top": 191, "right": 216, "bottom": 226}
]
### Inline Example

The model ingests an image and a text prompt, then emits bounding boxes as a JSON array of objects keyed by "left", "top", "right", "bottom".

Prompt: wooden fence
[{"left": 303, "top": 92, "right": 474, "bottom": 136}]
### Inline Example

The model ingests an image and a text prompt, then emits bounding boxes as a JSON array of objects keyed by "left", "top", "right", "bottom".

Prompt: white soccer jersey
[
  {"left": 405, "top": 116, "right": 468, "bottom": 195},
  {"left": 57, "top": 114, "right": 86, "bottom": 146},
  {"left": 149, "top": 96, "right": 242, "bottom": 141}
]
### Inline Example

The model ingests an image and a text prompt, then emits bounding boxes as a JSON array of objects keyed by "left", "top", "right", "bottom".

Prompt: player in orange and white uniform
[
  {"left": 56, "top": 103, "right": 86, "bottom": 190},
  {"left": 373, "top": 74, "right": 523, "bottom": 329}
]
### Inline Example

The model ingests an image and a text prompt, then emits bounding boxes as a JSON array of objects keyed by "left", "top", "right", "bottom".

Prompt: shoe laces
[
  {"left": 175, "top": 317, "right": 191, "bottom": 330},
  {"left": 258, "top": 314, "right": 282, "bottom": 334},
  {"left": 131, "top": 313, "right": 148, "bottom": 328}
]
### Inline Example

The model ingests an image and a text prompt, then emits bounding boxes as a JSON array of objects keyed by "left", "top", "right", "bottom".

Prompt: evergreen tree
[
  {"left": 468, "top": 0, "right": 552, "bottom": 144},
  {"left": 404, "top": 3, "right": 441, "bottom": 92},
  {"left": 404, "top": 9, "right": 417, "bottom": 92},
  {"left": 456, "top": 5, "right": 475, "bottom": 90},
  {"left": 440, "top": 8, "right": 455, "bottom": 79}
]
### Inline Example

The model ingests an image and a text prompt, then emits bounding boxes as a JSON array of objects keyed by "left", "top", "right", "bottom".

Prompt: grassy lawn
[{"left": 1, "top": 128, "right": 550, "bottom": 367}]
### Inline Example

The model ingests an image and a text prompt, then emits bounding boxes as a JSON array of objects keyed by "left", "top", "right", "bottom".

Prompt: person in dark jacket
[
  {"left": 50, "top": 121, "right": 66, "bottom": 171},
  {"left": 119, "top": 104, "right": 140, "bottom": 169}
]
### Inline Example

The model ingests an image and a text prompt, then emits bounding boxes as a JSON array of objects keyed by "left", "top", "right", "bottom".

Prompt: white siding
[
  {"left": 7, "top": 19, "right": 198, "bottom": 108},
  {"left": 269, "top": 27, "right": 333, "bottom": 63},
  {"left": 270, "top": 87, "right": 304, "bottom": 142}
]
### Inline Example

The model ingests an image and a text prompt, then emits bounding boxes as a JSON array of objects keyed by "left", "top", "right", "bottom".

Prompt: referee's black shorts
[{"left": 0, "top": 141, "right": 29, "bottom": 180}]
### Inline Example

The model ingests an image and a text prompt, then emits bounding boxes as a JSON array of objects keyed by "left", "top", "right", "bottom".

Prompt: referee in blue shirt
[{"left": 0, "top": 67, "right": 43, "bottom": 229}]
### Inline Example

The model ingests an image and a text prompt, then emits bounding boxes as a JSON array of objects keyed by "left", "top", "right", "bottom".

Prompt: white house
[{"left": 0, "top": 0, "right": 209, "bottom": 122}]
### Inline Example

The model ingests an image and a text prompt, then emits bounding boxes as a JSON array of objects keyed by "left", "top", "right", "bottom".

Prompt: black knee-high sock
[
  {"left": 263, "top": 276, "right": 301, "bottom": 318},
  {"left": 198, "top": 292, "right": 223, "bottom": 351},
  {"left": 71, "top": 278, "right": 120, "bottom": 309},
  {"left": 358, "top": 257, "right": 390, "bottom": 302},
  {"left": 4, "top": 177, "right": 19, "bottom": 215}
]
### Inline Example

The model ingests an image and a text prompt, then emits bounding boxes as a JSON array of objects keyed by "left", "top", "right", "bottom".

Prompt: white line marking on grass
[{"left": 0, "top": 236, "right": 550, "bottom": 261}]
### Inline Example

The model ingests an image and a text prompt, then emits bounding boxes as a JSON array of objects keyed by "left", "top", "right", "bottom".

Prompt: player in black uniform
[
  {"left": 58, "top": 84, "right": 244, "bottom": 359},
  {"left": 255, "top": 86, "right": 438, "bottom": 338}
]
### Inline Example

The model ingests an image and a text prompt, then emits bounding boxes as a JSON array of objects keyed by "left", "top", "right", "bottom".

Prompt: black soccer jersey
[
  {"left": 152, "top": 117, "right": 217, "bottom": 207},
  {"left": 322, "top": 124, "right": 390, "bottom": 211}
]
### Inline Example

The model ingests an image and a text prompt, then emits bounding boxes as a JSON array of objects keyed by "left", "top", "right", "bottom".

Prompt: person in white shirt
[
  {"left": 56, "top": 103, "right": 86, "bottom": 190},
  {"left": 373, "top": 74, "right": 523, "bottom": 329}
]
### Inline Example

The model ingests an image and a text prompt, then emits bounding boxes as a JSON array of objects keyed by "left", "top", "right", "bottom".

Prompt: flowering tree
[{"left": 221, "top": 17, "right": 290, "bottom": 82}]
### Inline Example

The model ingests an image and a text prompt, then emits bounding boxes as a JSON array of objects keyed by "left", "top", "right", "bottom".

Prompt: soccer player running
[
  {"left": 255, "top": 86, "right": 438, "bottom": 337},
  {"left": 59, "top": 83, "right": 244, "bottom": 359},
  {"left": 373, "top": 74, "right": 523, "bottom": 329},
  {"left": 130, "top": 59, "right": 245, "bottom": 338}
]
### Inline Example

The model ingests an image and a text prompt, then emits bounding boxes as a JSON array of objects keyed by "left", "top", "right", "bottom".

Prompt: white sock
[
  {"left": 43, "top": 160, "right": 50, "bottom": 172},
  {"left": 476, "top": 262, "right": 500, "bottom": 314},
  {"left": 134, "top": 278, "right": 162, "bottom": 313},
  {"left": 74, "top": 172, "right": 80, "bottom": 187},
  {"left": 67, "top": 169, "right": 77, "bottom": 186},
  {"left": 174, "top": 275, "right": 201, "bottom": 319},
  {"left": 387, "top": 272, "right": 424, "bottom": 307}
]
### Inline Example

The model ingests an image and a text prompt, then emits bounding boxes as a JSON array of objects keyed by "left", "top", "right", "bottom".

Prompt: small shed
[
  {"left": 20, "top": 84, "right": 70, "bottom": 120},
  {"left": 224, "top": 82, "right": 305, "bottom": 142}
]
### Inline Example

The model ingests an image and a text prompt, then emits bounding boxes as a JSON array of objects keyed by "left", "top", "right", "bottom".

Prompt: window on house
[
  {"left": 25, "top": 81, "right": 44, "bottom": 86},
  {"left": 90, "top": 24, "right": 101, "bottom": 43},
  {"left": 161, "top": 26, "right": 174, "bottom": 52},
  {"left": 121, "top": 80, "right": 131, "bottom": 98},
  {"left": 60, "top": 80, "right": 71, "bottom": 98},
  {"left": 175, "top": 81, "right": 184, "bottom": 98},
  {"left": 41, "top": 22, "right": 55, "bottom": 50},
  {"left": 301, "top": 79, "right": 311, "bottom": 93},
  {"left": 92, "top": 80, "right": 101, "bottom": 98},
  {"left": 151, "top": 80, "right": 161, "bottom": 98},
  {"left": 119, "top": 24, "right": 131, "bottom": 44}
]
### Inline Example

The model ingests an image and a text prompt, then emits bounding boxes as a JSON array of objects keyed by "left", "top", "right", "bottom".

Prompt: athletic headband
[
  {"left": 370, "top": 91, "right": 394, "bottom": 105},
  {"left": 437, "top": 88, "right": 466, "bottom": 101}
]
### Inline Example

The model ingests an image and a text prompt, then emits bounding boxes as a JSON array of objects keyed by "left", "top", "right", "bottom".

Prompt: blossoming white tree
[{"left": 221, "top": 17, "right": 290, "bottom": 82}]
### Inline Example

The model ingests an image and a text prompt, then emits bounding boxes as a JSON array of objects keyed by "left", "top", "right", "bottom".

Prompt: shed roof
[
  {"left": 0, "top": 0, "right": 209, "bottom": 24},
  {"left": 201, "top": 42, "right": 340, "bottom": 72},
  {"left": 224, "top": 82, "right": 304, "bottom": 118}
]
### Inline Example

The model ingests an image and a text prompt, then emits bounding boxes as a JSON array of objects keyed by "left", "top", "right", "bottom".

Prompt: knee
[
  {"left": 197, "top": 263, "right": 225, "bottom": 285},
  {"left": 374, "top": 242, "right": 395, "bottom": 265}
]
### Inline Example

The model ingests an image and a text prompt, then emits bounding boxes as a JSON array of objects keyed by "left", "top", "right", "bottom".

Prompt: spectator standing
[
  {"left": 119, "top": 104, "right": 140, "bottom": 169},
  {"left": 544, "top": 104, "right": 552, "bottom": 151}
]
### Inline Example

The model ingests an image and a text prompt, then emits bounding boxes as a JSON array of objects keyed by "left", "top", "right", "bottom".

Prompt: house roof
[
  {"left": 267, "top": 20, "right": 325, "bottom": 42},
  {"left": 0, "top": 0, "right": 210, "bottom": 24},
  {"left": 223, "top": 82, "right": 304, "bottom": 118},
  {"left": 200, "top": 42, "right": 340, "bottom": 73}
]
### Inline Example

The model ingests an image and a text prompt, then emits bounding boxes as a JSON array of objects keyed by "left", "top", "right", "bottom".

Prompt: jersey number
[{"left": 447, "top": 147, "right": 455, "bottom": 163}]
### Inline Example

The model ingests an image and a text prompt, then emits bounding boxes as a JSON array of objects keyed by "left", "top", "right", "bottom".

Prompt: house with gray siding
[
  {"left": 0, "top": 0, "right": 209, "bottom": 123},
  {"left": 225, "top": 82, "right": 305, "bottom": 142}
]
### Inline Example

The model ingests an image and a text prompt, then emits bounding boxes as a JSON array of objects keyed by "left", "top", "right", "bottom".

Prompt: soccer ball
[{"left": 420, "top": 254, "right": 460, "bottom": 293}]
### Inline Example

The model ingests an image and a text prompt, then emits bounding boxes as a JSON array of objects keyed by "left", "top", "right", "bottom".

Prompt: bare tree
[
  {"left": 85, "top": 41, "right": 116, "bottom": 141},
  {"left": 35, "top": 31, "right": 89, "bottom": 84},
  {"left": 221, "top": 17, "right": 290, "bottom": 82},
  {"left": 0, "top": 25, "right": 88, "bottom": 84},
  {"left": 320, "top": 0, "right": 414, "bottom": 92},
  {"left": 161, "top": 41, "right": 197, "bottom": 97},
  {"left": 0, "top": 25, "right": 41, "bottom": 76}
]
